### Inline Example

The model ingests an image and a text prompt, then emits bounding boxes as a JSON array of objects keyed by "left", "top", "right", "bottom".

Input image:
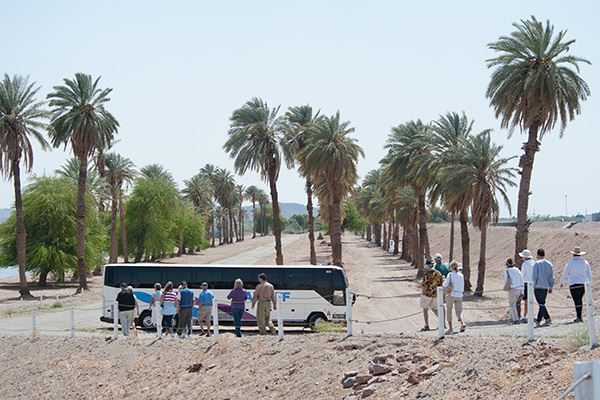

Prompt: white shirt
[
  {"left": 560, "top": 257, "right": 592, "bottom": 286},
  {"left": 443, "top": 271, "right": 464, "bottom": 298},
  {"left": 521, "top": 259, "right": 535, "bottom": 283},
  {"left": 504, "top": 267, "right": 524, "bottom": 293}
]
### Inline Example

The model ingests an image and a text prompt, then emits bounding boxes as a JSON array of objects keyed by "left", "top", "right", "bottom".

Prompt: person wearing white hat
[
  {"left": 519, "top": 249, "right": 535, "bottom": 322},
  {"left": 560, "top": 246, "right": 591, "bottom": 323}
]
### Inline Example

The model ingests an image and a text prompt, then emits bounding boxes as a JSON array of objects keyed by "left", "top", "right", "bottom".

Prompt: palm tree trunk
[
  {"left": 330, "top": 195, "right": 343, "bottom": 267},
  {"left": 382, "top": 222, "right": 388, "bottom": 251},
  {"left": 514, "top": 123, "right": 540, "bottom": 267},
  {"left": 233, "top": 211, "right": 239, "bottom": 242},
  {"left": 393, "top": 220, "right": 400, "bottom": 255},
  {"left": 268, "top": 166, "right": 284, "bottom": 265},
  {"left": 75, "top": 156, "right": 89, "bottom": 291},
  {"left": 119, "top": 195, "right": 128, "bottom": 262},
  {"left": 460, "top": 209, "right": 471, "bottom": 291},
  {"left": 411, "top": 222, "right": 419, "bottom": 266},
  {"left": 416, "top": 191, "right": 428, "bottom": 278},
  {"left": 13, "top": 160, "right": 32, "bottom": 298},
  {"left": 39, "top": 269, "right": 49, "bottom": 286},
  {"left": 229, "top": 212, "right": 234, "bottom": 243},
  {"left": 366, "top": 223, "right": 372, "bottom": 243},
  {"left": 306, "top": 178, "right": 317, "bottom": 265},
  {"left": 211, "top": 215, "right": 216, "bottom": 247},
  {"left": 109, "top": 186, "right": 118, "bottom": 263},
  {"left": 401, "top": 226, "right": 408, "bottom": 260},
  {"left": 222, "top": 215, "right": 228, "bottom": 244},
  {"left": 252, "top": 200, "right": 257, "bottom": 238},
  {"left": 373, "top": 222, "right": 381, "bottom": 246},
  {"left": 449, "top": 210, "right": 455, "bottom": 261},
  {"left": 475, "top": 221, "right": 488, "bottom": 296}
]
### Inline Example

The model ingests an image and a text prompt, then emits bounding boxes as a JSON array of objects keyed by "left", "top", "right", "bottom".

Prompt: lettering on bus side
[{"left": 246, "top": 291, "right": 290, "bottom": 302}]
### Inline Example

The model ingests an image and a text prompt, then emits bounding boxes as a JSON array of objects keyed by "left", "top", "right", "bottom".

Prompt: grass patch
[
  {"left": 51, "top": 301, "right": 63, "bottom": 309},
  {"left": 3, "top": 309, "right": 16, "bottom": 317},
  {"left": 567, "top": 325, "right": 589, "bottom": 351},
  {"left": 312, "top": 322, "right": 346, "bottom": 333}
]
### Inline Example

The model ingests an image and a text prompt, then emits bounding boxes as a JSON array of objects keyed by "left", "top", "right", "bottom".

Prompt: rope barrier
[{"left": 353, "top": 311, "right": 422, "bottom": 324}]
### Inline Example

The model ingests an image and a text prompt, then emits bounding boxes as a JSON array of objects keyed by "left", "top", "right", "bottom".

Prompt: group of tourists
[
  {"left": 419, "top": 246, "right": 592, "bottom": 332},
  {"left": 115, "top": 272, "right": 278, "bottom": 338},
  {"left": 420, "top": 253, "right": 466, "bottom": 334}
]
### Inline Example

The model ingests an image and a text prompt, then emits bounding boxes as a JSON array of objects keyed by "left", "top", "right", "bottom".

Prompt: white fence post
[
  {"left": 69, "top": 305, "right": 75, "bottom": 338},
  {"left": 39, "top": 295, "right": 43, "bottom": 306},
  {"left": 346, "top": 288, "right": 353, "bottom": 337},
  {"left": 112, "top": 301, "right": 118, "bottom": 339},
  {"left": 527, "top": 283, "right": 535, "bottom": 342},
  {"left": 276, "top": 292, "right": 284, "bottom": 342},
  {"left": 437, "top": 286, "right": 445, "bottom": 339},
  {"left": 585, "top": 281, "right": 597, "bottom": 349},
  {"left": 31, "top": 309, "right": 37, "bottom": 337},
  {"left": 154, "top": 301, "right": 161, "bottom": 338},
  {"left": 212, "top": 301, "right": 219, "bottom": 344},
  {"left": 570, "top": 360, "right": 600, "bottom": 399}
]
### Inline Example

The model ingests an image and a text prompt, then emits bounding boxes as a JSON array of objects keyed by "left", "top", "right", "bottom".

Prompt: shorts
[
  {"left": 197, "top": 306, "right": 211, "bottom": 323},
  {"left": 162, "top": 314, "right": 175, "bottom": 328},
  {"left": 446, "top": 296, "right": 463, "bottom": 321},
  {"left": 420, "top": 295, "right": 437, "bottom": 309}
]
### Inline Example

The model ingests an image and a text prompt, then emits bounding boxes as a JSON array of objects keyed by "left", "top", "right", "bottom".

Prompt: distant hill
[
  {"left": 243, "top": 202, "right": 307, "bottom": 219},
  {"left": 0, "top": 208, "right": 11, "bottom": 223}
]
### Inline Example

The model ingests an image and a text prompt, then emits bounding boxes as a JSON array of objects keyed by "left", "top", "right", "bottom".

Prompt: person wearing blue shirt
[
  {"left": 176, "top": 281, "right": 195, "bottom": 337},
  {"left": 196, "top": 282, "right": 215, "bottom": 337},
  {"left": 532, "top": 249, "right": 555, "bottom": 327}
]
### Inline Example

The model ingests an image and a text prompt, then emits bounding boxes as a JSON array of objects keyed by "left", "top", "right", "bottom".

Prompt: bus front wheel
[
  {"left": 307, "top": 312, "right": 327, "bottom": 330},
  {"left": 137, "top": 310, "right": 154, "bottom": 330}
]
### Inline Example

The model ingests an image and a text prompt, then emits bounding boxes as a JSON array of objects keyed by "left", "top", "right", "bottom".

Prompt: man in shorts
[
  {"left": 196, "top": 282, "right": 214, "bottom": 337},
  {"left": 420, "top": 260, "right": 443, "bottom": 331}
]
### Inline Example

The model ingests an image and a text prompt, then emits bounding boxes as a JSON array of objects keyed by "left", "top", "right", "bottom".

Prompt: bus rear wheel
[
  {"left": 307, "top": 312, "right": 327, "bottom": 331},
  {"left": 137, "top": 310, "right": 154, "bottom": 330}
]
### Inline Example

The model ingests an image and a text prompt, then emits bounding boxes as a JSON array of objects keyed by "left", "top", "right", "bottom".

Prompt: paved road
[{"left": 0, "top": 235, "right": 304, "bottom": 337}]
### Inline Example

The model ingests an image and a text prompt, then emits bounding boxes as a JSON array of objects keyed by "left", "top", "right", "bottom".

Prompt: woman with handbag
[
  {"left": 504, "top": 258, "right": 524, "bottom": 324},
  {"left": 443, "top": 261, "right": 466, "bottom": 334}
]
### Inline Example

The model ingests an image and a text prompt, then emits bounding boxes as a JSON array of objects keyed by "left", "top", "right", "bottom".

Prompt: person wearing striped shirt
[{"left": 160, "top": 281, "right": 177, "bottom": 336}]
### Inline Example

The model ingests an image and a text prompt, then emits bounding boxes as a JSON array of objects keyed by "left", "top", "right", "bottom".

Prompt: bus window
[
  {"left": 105, "top": 266, "right": 133, "bottom": 288},
  {"left": 193, "top": 268, "right": 221, "bottom": 290},
  {"left": 163, "top": 267, "right": 194, "bottom": 288},
  {"left": 314, "top": 269, "right": 333, "bottom": 289},
  {"left": 283, "top": 269, "right": 314, "bottom": 290},
  {"left": 332, "top": 270, "right": 347, "bottom": 290},
  {"left": 131, "top": 267, "right": 162, "bottom": 288}
]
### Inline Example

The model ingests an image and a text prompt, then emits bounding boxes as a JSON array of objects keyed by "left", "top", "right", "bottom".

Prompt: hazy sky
[{"left": 2, "top": 1, "right": 598, "bottom": 217}]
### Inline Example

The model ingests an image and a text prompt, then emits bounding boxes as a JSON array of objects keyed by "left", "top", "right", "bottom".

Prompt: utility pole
[{"left": 565, "top": 194, "right": 568, "bottom": 220}]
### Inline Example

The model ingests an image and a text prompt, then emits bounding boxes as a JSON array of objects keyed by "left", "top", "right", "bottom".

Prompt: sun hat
[
  {"left": 570, "top": 246, "right": 586, "bottom": 256},
  {"left": 518, "top": 249, "right": 533, "bottom": 259},
  {"left": 434, "top": 253, "right": 442, "bottom": 260}
]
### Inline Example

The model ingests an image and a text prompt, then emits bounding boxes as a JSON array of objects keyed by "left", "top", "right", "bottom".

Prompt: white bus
[{"left": 100, "top": 263, "right": 352, "bottom": 330}]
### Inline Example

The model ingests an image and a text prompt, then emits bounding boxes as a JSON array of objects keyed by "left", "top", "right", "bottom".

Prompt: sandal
[
  {"left": 420, "top": 326, "right": 430, "bottom": 332},
  {"left": 460, "top": 325, "right": 466, "bottom": 332}
]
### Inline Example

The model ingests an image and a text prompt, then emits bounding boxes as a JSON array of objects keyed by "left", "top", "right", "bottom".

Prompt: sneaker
[
  {"left": 574, "top": 318, "right": 583, "bottom": 323},
  {"left": 543, "top": 319, "right": 552, "bottom": 326},
  {"left": 445, "top": 329, "right": 454, "bottom": 335},
  {"left": 512, "top": 320, "right": 521, "bottom": 325},
  {"left": 460, "top": 325, "right": 466, "bottom": 332},
  {"left": 520, "top": 318, "right": 528, "bottom": 323},
  {"left": 420, "top": 326, "right": 430, "bottom": 332}
]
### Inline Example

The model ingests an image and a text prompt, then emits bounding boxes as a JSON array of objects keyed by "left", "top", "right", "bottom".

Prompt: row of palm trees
[
  {"left": 356, "top": 16, "right": 590, "bottom": 294},
  {"left": 224, "top": 99, "right": 363, "bottom": 267},
  {"left": 357, "top": 113, "right": 516, "bottom": 294}
]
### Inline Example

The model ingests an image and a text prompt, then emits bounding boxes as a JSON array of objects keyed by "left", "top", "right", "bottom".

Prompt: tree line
[{"left": 355, "top": 17, "right": 590, "bottom": 295}]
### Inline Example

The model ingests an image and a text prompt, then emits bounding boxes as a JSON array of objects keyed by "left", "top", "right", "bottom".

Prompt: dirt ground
[{"left": 0, "top": 332, "right": 594, "bottom": 400}]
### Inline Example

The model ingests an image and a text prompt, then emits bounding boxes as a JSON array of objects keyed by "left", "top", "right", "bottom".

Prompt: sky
[{"left": 1, "top": 0, "right": 598, "bottom": 217}]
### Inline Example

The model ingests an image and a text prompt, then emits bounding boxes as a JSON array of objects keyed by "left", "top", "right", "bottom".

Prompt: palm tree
[
  {"left": 245, "top": 185, "right": 261, "bottom": 239},
  {"left": 224, "top": 98, "right": 286, "bottom": 265},
  {"left": 212, "top": 168, "right": 235, "bottom": 244},
  {"left": 235, "top": 184, "right": 245, "bottom": 241},
  {"left": 104, "top": 153, "right": 136, "bottom": 263},
  {"left": 441, "top": 132, "right": 516, "bottom": 295},
  {"left": 0, "top": 74, "right": 50, "bottom": 297},
  {"left": 140, "top": 163, "right": 175, "bottom": 184},
  {"left": 382, "top": 120, "right": 436, "bottom": 277},
  {"left": 182, "top": 174, "right": 214, "bottom": 214},
  {"left": 47, "top": 73, "right": 118, "bottom": 291},
  {"left": 486, "top": 17, "right": 591, "bottom": 265},
  {"left": 257, "top": 189, "right": 269, "bottom": 236},
  {"left": 300, "top": 112, "right": 363, "bottom": 266},
  {"left": 283, "top": 105, "right": 323, "bottom": 265}
]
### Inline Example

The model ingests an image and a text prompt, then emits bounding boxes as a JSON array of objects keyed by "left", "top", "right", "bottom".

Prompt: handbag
[
  {"left": 444, "top": 273, "right": 453, "bottom": 295},
  {"left": 503, "top": 269, "right": 512, "bottom": 291}
]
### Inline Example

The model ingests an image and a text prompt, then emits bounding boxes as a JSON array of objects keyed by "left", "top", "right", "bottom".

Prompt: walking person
[
  {"left": 532, "top": 248, "right": 554, "bottom": 327},
  {"left": 251, "top": 273, "right": 277, "bottom": 335},
  {"left": 433, "top": 254, "right": 450, "bottom": 278},
  {"left": 148, "top": 282, "right": 162, "bottom": 328},
  {"left": 115, "top": 283, "right": 139, "bottom": 337},
  {"left": 560, "top": 246, "right": 591, "bottom": 323},
  {"left": 227, "top": 278, "right": 248, "bottom": 338},
  {"left": 504, "top": 258, "right": 524, "bottom": 324},
  {"left": 443, "top": 261, "right": 466, "bottom": 334},
  {"left": 160, "top": 281, "right": 177, "bottom": 337},
  {"left": 176, "top": 281, "right": 195, "bottom": 337},
  {"left": 420, "top": 260, "right": 443, "bottom": 331},
  {"left": 519, "top": 249, "right": 535, "bottom": 322},
  {"left": 196, "top": 282, "right": 214, "bottom": 336}
]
